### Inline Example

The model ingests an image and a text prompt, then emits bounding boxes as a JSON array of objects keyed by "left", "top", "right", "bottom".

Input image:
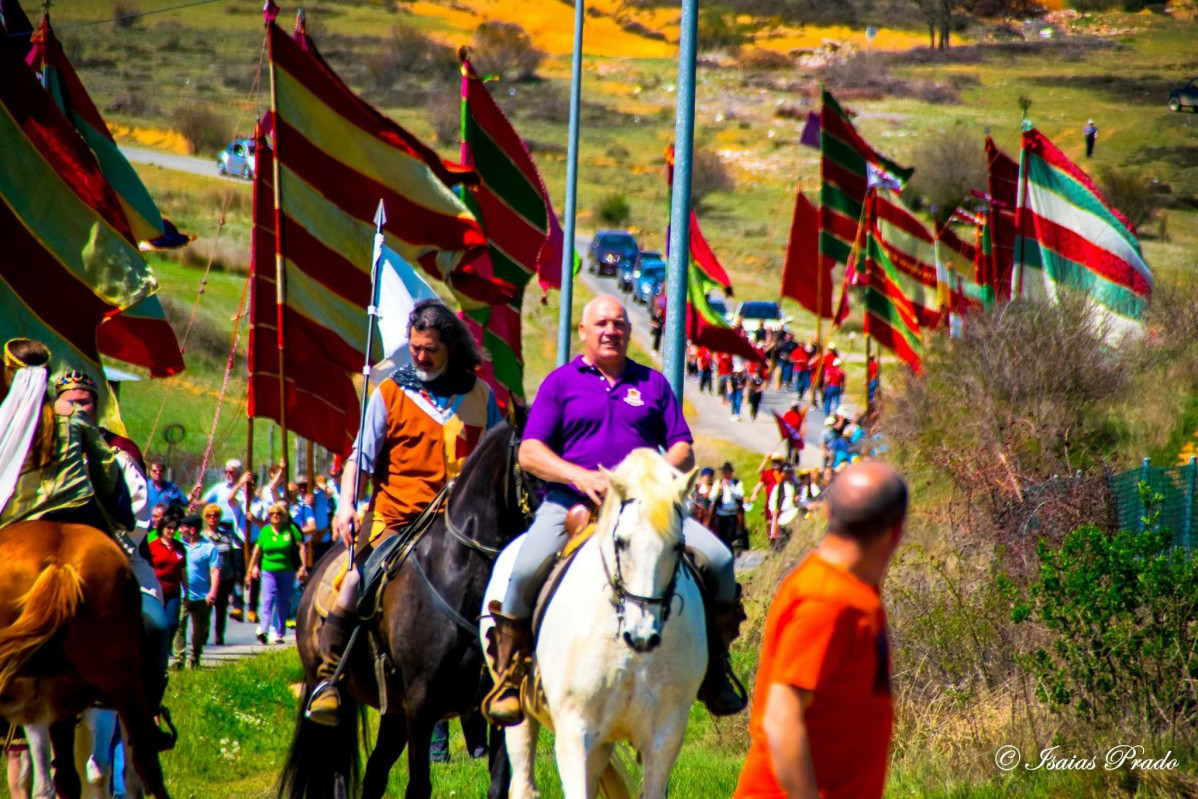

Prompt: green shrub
[
  {"left": 173, "top": 107, "right": 229, "bottom": 156},
  {"left": 1010, "top": 491, "right": 1198, "bottom": 738},
  {"left": 471, "top": 22, "right": 544, "bottom": 82},
  {"left": 596, "top": 193, "right": 631, "bottom": 227}
]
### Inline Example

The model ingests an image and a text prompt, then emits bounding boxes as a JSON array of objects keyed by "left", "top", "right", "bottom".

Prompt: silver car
[{"left": 217, "top": 139, "right": 256, "bottom": 179}]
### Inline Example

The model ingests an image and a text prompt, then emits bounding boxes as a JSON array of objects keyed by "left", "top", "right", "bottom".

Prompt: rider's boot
[
  {"left": 699, "top": 585, "right": 749, "bottom": 716},
  {"left": 482, "top": 601, "right": 531, "bottom": 726},
  {"left": 306, "top": 609, "right": 355, "bottom": 727}
]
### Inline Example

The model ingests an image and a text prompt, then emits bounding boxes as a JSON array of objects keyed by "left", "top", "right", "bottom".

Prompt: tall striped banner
[
  {"left": 1014, "top": 127, "right": 1152, "bottom": 335},
  {"left": 819, "top": 88, "right": 913, "bottom": 274},
  {"left": 0, "top": 43, "right": 154, "bottom": 428},
  {"left": 863, "top": 193, "right": 923, "bottom": 374},
  {"left": 871, "top": 188, "right": 941, "bottom": 329},
  {"left": 29, "top": 15, "right": 183, "bottom": 377},
  {"left": 251, "top": 22, "right": 511, "bottom": 453},
  {"left": 459, "top": 53, "right": 561, "bottom": 402}
]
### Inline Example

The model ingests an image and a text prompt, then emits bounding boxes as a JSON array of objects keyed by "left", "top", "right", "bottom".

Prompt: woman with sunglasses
[{"left": 246, "top": 503, "right": 307, "bottom": 644}]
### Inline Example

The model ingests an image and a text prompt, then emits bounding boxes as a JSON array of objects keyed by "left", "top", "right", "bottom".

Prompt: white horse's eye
[{"left": 613, "top": 537, "right": 628, "bottom": 551}]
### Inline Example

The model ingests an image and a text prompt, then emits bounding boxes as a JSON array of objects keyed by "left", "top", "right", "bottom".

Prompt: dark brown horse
[
  {"left": 0, "top": 520, "right": 168, "bottom": 798},
  {"left": 279, "top": 421, "right": 537, "bottom": 799}
]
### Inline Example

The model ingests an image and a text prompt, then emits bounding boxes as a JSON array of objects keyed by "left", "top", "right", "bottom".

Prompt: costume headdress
[{"left": 54, "top": 369, "right": 98, "bottom": 396}]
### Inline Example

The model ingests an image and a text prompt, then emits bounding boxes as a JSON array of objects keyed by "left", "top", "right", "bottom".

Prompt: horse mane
[{"left": 597, "top": 448, "right": 684, "bottom": 542}]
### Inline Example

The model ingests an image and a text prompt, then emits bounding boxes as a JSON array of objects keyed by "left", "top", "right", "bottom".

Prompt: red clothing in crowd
[
  {"left": 149, "top": 535, "right": 187, "bottom": 601},
  {"left": 696, "top": 347, "right": 713, "bottom": 371},
  {"left": 868, "top": 359, "right": 879, "bottom": 381},
  {"left": 716, "top": 353, "right": 734, "bottom": 378},
  {"left": 825, "top": 363, "right": 846, "bottom": 389}
]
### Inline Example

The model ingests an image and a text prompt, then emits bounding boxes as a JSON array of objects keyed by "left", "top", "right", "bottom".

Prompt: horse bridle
[
  {"left": 599, "top": 498, "right": 686, "bottom": 632},
  {"left": 443, "top": 426, "right": 535, "bottom": 561}
]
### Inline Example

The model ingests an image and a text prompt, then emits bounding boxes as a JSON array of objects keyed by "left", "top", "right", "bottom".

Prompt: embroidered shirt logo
[{"left": 623, "top": 388, "right": 644, "bottom": 407}]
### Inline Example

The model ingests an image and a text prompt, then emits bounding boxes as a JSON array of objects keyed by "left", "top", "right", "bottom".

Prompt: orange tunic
[{"left": 366, "top": 376, "right": 495, "bottom": 535}]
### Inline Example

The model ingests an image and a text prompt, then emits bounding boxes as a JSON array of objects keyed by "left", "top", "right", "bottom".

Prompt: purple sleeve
[
  {"left": 657, "top": 373, "right": 692, "bottom": 448},
  {"left": 522, "top": 368, "right": 563, "bottom": 447}
]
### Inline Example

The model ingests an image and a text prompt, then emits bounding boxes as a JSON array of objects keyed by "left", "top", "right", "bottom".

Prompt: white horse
[{"left": 483, "top": 448, "right": 707, "bottom": 799}]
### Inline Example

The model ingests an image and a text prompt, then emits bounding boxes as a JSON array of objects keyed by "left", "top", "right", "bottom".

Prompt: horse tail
[
  {"left": 598, "top": 750, "right": 633, "bottom": 799},
  {"left": 276, "top": 683, "right": 361, "bottom": 799},
  {"left": 0, "top": 561, "right": 84, "bottom": 695}
]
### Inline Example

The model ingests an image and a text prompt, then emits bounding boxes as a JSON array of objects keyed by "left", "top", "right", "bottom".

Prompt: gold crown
[{"left": 54, "top": 369, "right": 98, "bottom": 396}]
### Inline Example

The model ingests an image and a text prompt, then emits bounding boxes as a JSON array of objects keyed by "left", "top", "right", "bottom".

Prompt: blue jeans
[
  {"left": 795, "top": 371, "right": 811, "bottom": 402},
  {"left": 780, "top": 361, "right": 794, "bottom": 386},
  {"left": 823, "top": 385, "right": 842, "bottom": 416},
  {"left": 868, "top": 378, "right": 878, "bottom": 405},
  {"left": 730, "top": 388, "right": 743, "bottom": 416}
]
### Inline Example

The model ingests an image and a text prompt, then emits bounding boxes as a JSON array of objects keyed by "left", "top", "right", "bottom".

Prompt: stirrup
[{"left": 306, "top": 680, "right": 342, "bottom": 727}]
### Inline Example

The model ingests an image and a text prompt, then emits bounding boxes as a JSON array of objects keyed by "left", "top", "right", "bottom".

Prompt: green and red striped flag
[
  {"left": 248, "top": 20, "right": 508, "bottom": 453},
  {"left": 458, "top": 51, "right": 562, "bottom": 402},
  {"left": 0, "top": 42, "right": 155, "bottom": 428},
  {"left": 868, "top": 188, "right": 941, "bottom": 329},
  {"left": 27, "top": 15, "right": 184, "bottom": 377},
  {"left": 664, "top": 146, "right": 761, "bottom": 361},
  {"left": 863, "top": 192, "right": 923, "bottom": 374},
  {"left": 820, "top": 88, "right": 913, "bottom": 274},
  {"left": 1014, "top": 127, "right": 1152, "bottom": 336}
]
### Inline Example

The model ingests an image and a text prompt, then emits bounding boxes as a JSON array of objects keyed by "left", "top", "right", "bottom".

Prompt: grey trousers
[{"left": 502, "top": 489, "right": 737, "bottom": 619}]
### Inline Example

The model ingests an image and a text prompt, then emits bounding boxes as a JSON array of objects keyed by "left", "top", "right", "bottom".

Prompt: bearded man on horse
[
  {"left": 306, "top": 299, "right": 503, "bottom": 726},
  {"left": 484, "top": 293, "right": 748, "bottom": 725}
]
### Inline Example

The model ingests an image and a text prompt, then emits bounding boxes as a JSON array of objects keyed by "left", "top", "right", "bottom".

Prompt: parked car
[
  {"left": 707, "top": 295, "right": 732, "bottom": 325},
  {"left": 1168, "top": 77, "right": 1198, "bottom": 113},
  {"left": 633, "top": 254, "right": 667, "bottom": 304},
  {"left": 734, "top": 300, "right": 787, "bottom": 333},
  {"left": 588, "top": 230, "right": 639, "bottom": 278},
  {"left": 217, "top": 139, "right": 256, "bottom": 179}
]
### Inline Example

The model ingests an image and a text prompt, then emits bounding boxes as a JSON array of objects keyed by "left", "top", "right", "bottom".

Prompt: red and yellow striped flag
[{"left": 249, "top": 22, "right": 510, "bottom": 453}]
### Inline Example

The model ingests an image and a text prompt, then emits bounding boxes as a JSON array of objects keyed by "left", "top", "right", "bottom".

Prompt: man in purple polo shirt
[{"left": 484, "top": 294, "right": 747, "bottom": 725}]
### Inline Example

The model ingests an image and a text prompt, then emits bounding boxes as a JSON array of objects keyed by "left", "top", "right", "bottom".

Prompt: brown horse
[{"left": 0, "top": 520, "right": 168, "bottom": 799}]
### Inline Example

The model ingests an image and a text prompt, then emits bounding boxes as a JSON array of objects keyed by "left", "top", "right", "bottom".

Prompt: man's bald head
[
  {"left": 582, "top": 294, "right": 629, "bottom": 327},
  {"left": 825, "top": 461, "right": 908, "bottom": 544},
  {"left": 580, "top": 294, "right": 631, "bottom": 368}
]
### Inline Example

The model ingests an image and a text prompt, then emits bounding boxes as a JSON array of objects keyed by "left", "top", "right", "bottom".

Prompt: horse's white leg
[
  {"left": 505, "top": 719, "right": 541, "bottom": 799},
  {"left": 24, "top": 725, "right": 54, "bottom": 799},
  {"left": 553, "top": 717, "right": 610, "bottom": 799},
  {"left": 637, "top": 709, "right": 690, "bottom": 799}
]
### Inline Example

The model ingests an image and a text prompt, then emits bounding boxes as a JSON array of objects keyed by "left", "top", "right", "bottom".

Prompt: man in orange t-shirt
[{"left": 734, "top": 461, "right": 907, "bottom": 799}]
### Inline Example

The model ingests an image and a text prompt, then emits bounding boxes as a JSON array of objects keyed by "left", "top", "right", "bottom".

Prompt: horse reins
[
  {"left": 599, "top": 499, "right": 686, "bottom": 633},
  {"left": 442, "top": 427, "right": 534, "bottom": 561}
]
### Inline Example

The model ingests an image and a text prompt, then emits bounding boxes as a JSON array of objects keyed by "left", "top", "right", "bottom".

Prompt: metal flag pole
[
  {"left": 555, "top": 0, "right": 585, "bottom": 366},
  {"left": 345, "top": 200, "right": 386, "bottom": 571},
  {"left": 663, "top": 0, "right": 699, "bottom": 400}
]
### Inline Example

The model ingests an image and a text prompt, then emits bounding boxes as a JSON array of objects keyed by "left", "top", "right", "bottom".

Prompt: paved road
[
  {"left": 193, "top": 608, "right": 295, "bottom": 668},
  {"left": 122, "top": 146, "right": 244, "bottom": 182}
]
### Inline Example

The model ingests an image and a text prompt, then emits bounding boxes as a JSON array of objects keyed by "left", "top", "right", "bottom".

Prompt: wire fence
[{"left": 1109, "top": 457, "right": 1198, "bottom": 550}]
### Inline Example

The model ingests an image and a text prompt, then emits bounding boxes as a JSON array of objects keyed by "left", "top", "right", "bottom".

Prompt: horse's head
[{"left": 597, "top": 448, "right": 697, "bottom": 653}]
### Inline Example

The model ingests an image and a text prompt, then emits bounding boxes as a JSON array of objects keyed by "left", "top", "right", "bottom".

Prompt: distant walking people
[
  {"left": 172, "top": 514, "right": 222, "bottom": 669},
  {"left": 1083, "top": 119, "right": 1098, "bottom": 158},
  {"left": 733, "top": 461, "right": 907, "bottom": 799}
]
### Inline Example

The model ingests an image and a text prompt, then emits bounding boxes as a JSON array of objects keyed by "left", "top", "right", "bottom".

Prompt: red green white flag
[
  {"left": 1014, "top": 127, "right": 1152, "bottom": 336},
  {"left": 863, "top": 192, "right": 923, "bottom": 374}
]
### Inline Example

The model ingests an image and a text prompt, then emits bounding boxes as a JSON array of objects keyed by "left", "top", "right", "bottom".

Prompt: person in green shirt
[{"left": 246, "top": 503, "right": 307, "bottom": 644}]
